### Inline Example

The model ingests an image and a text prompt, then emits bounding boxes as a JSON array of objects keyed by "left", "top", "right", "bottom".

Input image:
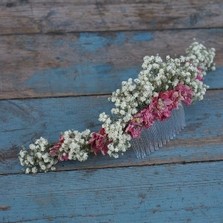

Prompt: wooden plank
[
  {"left": 0, "top": 29, "right": 222, "bottom": 99},
  {"left": 1, "top": 161, "right": 223, "bottom": 222},
  {"left": 1, "top": 138, "right": 223, "bottom": 176},
  {"left": 0, "top": 0, "right": 222, "bottom": 35},
  {"left": 1, "top": 90, "right": 223, "bottom": 175}
]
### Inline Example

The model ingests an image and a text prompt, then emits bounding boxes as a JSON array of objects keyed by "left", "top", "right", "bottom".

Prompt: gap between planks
[
  {"left": 1, "top": 159, "right": 223, "bottom": 177},
  {"left": 0, "top": 88, "right": 222, "bottom": 102},
  {"left": 0, "top": 26, "right": 223, "bottom": 37}
]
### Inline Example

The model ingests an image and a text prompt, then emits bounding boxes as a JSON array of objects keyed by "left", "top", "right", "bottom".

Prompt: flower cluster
[
  {"left": 18, "top": 41, "right": 216, "bottom": 173},
  {"left": 19, "top": 137, "right": 58, "bottom": 173},
  {"left": 50, "top": 130, "right": 91, "bottom": 162},
  {"left": 98, "top": 42, "right": 215, "bottom": 158},
  {"left": 89, "top": 128, "right": 110, "bottom": 155},
  {"left": 125, "top": 83, "right": 193, "bottom": 138}
]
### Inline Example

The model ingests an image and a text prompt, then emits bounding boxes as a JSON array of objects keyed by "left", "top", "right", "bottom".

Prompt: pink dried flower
[
  {"left": 125, "top": 107, "right": 155, "bottom": 138},
  {"left": 149, "top": 91, "right": 174, "bottom": 121},
  {"left": 59, "top": 153, "right": 69, "bottom": 161},
  {"left": 196, "top": 67, "right": 204, "bottom": 81},
  {"left": 196, "top": 74, "right": 203, "bottom": 81},
  {"left": 49, "top": 135, "right": 64, "bottom": 157},
  {"left": 89, "top": 128, "right": 110, "bottom": 155},
  {"left": 126, "top": 89, "right": 180, "bottom": 137},
  {"left": 159, "top": 90, "right": 179, "bottom": 110},
  {"left": 125, "top": 114, "right": 144, "bottom": 138},
  {"left": 148, "top": 89, "right": 181, "bottom": 121},
  {"left": 49, "top": 136, "right": 69, "bottom": 161},
  {"left": 125, "top": 123, "right": 143, "bottom": 138},
  {"left": 175, "top": 84, "right": 193, "bottom": 105},
  {"left": 151, "top": 97, "right": 172, "bottom": 121},
  {"left": 140, "top": 107, "right": 155, "bottom": 128}
]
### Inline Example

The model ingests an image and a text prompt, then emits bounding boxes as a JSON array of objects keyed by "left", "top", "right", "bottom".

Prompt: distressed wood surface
[
  {"left": 1, "top": 90, "right": 223, "bottom": 175},
  {"left": 1, "top": 162, "right": 223, "bottom": 223},
  {"left": 0, "top": 29, "right": 223, "bottom": 99},
  {"left": 0, "top": 0, "right": 222, "bottom": 35},
  {"left": 1, "top": 0, "right": 223, "bottom": 222}
]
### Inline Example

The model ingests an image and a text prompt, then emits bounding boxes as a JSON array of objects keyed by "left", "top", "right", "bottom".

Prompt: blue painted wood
[
  {"left": 205, "top": 68, "right": 223, "bottom": 89},
  {"left": 1, "top": 140, "right": 223, "bottom": 176},
  {"left": 0, "top": 1, "right": 222, "bottom": 222},
  {"left": 0, "top": 0, "right": 222, "bottom": 35},
  {"left": 1, "top": 162, "right": 223, "bottom": 222},
  {"left": 1, "top": 90, "right": 223, "bottom": 174},
  {"left": 0, "top": 29, "right": 222, "bottom": 99},
  {"left": 0, "top": 91, "right": 222, "bottom": 149}
]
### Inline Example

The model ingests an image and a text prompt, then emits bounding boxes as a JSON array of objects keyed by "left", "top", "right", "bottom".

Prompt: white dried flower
[{"left": 18, "top": 138, "right": 58, "bottom": 174}]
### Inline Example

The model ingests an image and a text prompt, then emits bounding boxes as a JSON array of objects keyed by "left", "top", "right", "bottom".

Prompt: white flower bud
[{"left": 29, "top": 144, "right": 36, "bottom": 150}]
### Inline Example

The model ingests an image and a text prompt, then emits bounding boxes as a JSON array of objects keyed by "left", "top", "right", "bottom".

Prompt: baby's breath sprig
[{"left": 19, "top": 137, "right": 58, "bottom": 174}]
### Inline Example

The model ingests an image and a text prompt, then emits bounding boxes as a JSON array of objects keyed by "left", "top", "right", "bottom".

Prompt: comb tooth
[
  {"left": 163, "top": 118, "right": 170, "bottom": 144},
  {"left": 144, "top": 129, "right": 151, "bottom": 156},
  {"left": 132, "top": 139, "right": 141, "bottom": 159},
  {"left": 153, "top": 122, "right": 160, "bottom": 150},
  {"left": 177, "top": 105, "right": 183, "bottom": 131},
  {"left": 132, "top": 102, "right": 185, "bottom": 159},
  {"left": 180, "top": 103, "right": 186, "bottom": 128},
  {"left": 169, "top": 113, "right": 175, "bottom": 140},
  {"left": 164, "top": 115, "right": 172, "bottom": 143},
  {"left": 149, "top": 128, "right": 155, "bottom": 153},
  {"left": 170, "top": 112, "right": 177, "bottom": 139},
  {"left": 139, "top": 136, "right": 146, "bottom": 158},
  {"left": 158, "top": 121, "right": 166, "bottom": 146},
  {"left": 164, "top": 119, "right": 170, "bottom": 142},
  {"left": 156, "top": 122, "right": 163, "bottom": 147}
]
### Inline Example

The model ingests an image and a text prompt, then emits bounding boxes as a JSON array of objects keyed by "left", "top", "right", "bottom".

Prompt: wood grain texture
[
  {"left": 0, "top": 0, "right": 222, "bottom": 221},
  {"left": 0, "top": 29, "right": 222, "bottom": 99},
  {"left": 1, "top": 90, "right": 223, "bottom": 175},
  {"left": 0, "top": 0, "right": 222, "bottom": 35},
  {"left": 1, "top": 161, "right": 223, "bottom": 222}
]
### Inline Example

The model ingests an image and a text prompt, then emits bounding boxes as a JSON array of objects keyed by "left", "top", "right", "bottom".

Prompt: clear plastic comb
[{"left": 131, "top": 103, "right": 186, "bottom": 159}]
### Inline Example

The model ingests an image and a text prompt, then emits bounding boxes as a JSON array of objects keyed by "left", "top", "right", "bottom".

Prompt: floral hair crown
[{"left": 19, "top": 42, "right": 216, "bottom": 174}]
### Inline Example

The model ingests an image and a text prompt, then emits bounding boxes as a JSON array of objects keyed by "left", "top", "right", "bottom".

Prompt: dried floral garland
[{"left": 19, "top": 42, "right": 216, "bottom": 174}]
